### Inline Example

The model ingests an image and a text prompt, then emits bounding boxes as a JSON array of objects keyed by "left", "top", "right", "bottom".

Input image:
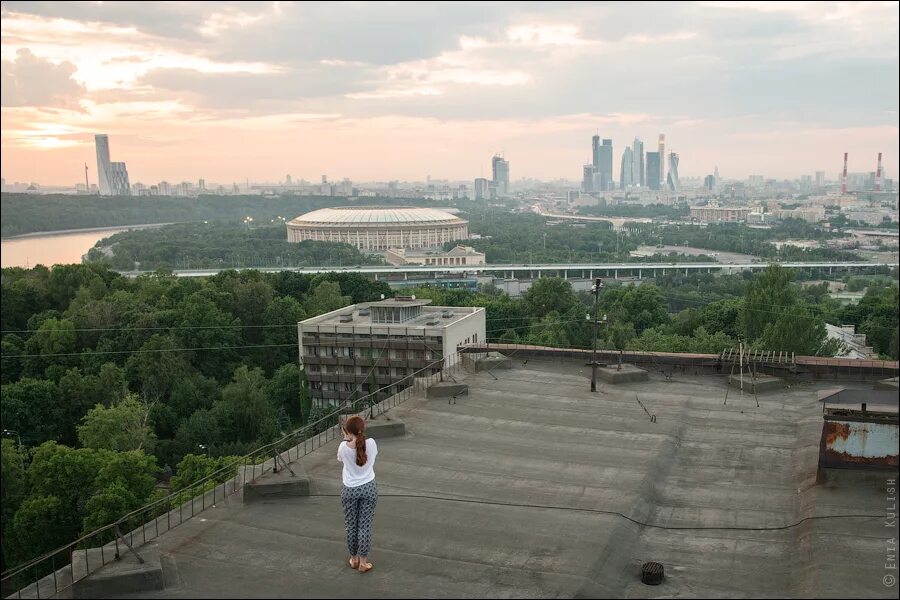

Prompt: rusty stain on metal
[
  {"left": 823, "top": 422, "right": 850, "bottom": 445},
  {"left": 818, "top": 418, "right": 899, "bottom": 471}
]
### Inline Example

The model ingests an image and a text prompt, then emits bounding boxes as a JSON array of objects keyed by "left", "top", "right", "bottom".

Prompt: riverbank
[{"left": 1, "top": 222, "right": 174, "bottom": 240}]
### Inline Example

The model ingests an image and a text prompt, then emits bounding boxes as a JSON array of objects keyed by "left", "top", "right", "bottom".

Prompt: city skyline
[{"left": 1, "top": 1, "right": 898, "bottom": 185}]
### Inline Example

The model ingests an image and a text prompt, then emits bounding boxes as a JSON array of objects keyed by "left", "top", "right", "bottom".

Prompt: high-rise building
[
  {"left": 199, "top": 178, "right": 206, "bottom": 192},
  {"left": 632, "top": 138, "right": 645, "bottom": 187},
  {"left": 620, "top": 147, "right": 634, "bottom": 189},
  {"left": 657, "top": 134, "right": 666, "bottom": 186},
  {"left": 94, "top": 134, "right": 130, "bottom": 195},
  {"left": 646, "top": 152, "right": 661, "bottom": 191},
  {"left": 815, "top": 171, "right": 825, "bottom": 188},
  {"left": 582, "top": 164, "right": 594, "bottom": 192},
  {"left": 704, "top": 175, "right": 716, "bottom": 191},
  {"left": 95, "top": 134, "right": 111, "bottom": 195},
  {"left": 492, "top": 155, "right": 509, "bottom": 195},
  {"left": 592, "top": 135, "right": 600, "bottom": 170},
  {"left": 598, "top": 139, "right": 613, "bottom": 190},
  {"left": 666, "top": 152, "right": 680, "bottom": 193},
  {"left": 714, "top": 166, "right": 720, "bottom": 188},
  {"left": 474, "top": 177, "right": 490, "bottom": 200}
]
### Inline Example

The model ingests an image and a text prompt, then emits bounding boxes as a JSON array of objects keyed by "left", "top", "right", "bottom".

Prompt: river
[{"left": 1, "top": 224, "right": 168, "bottom": 268}]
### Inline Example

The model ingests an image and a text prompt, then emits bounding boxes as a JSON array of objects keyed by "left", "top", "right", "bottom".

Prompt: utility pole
[{"left": 590, "top": 278, "right": 603, "bottom": 392}]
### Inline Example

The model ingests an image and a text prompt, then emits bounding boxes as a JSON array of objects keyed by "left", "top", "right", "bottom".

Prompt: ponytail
[
  {"left": 344, "top": 416, "right": 368, "bottom": 466},
  {"left": 355, "top": 432, "right": 367, "bottom": 467}
]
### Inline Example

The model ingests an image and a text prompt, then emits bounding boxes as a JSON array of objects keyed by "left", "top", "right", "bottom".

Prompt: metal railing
[{"left": 0, "top": 352, "right": 467, "bottom": 599}]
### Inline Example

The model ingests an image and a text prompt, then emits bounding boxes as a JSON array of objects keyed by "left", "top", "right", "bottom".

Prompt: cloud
[{"left": 1, "top": 48, "right": 84, "bottom": 108}]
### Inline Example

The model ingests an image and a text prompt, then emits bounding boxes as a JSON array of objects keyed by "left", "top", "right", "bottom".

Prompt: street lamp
[
  {"left": 198, "top": 444, "right": 210, "bottom": 457},
  {"left": 2, "top": 430, "right": 24, "bottom": 469}
]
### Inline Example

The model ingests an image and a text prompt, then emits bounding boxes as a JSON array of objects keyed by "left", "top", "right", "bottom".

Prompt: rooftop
[
  {"left": 119, "top": 357, "right": 895, "bottom": 598},
  {"left": 301, "top": 300, "right": 480, "bottom": 330},
  {"left": 288, "top": 206, "right": 466, "bottom": 227}
]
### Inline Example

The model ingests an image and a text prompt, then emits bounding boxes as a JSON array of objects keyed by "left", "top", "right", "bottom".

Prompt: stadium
[{"left": 286, "top": 206, "right": 469, "bottom": 251}]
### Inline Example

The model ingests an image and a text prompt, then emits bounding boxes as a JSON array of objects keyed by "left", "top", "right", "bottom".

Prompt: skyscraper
[
  {"left": 667, "top": 152, "right": 680, "bottom": 192},
  {"left": 646, "top": 152, "right": 661, "bottom": 191},
  {"left": 491, "top": 155, "right": 509, "bottom": 195},
  {"left": 598, "top": 139, "right": 613, "bottom": 190},
  {"left": 620, "top": 147, "right": 634, "bottom": 189},
  {"left": 474, "top": 177, "right": 490, "bottom": 200},
  {"left": 815, "top": 171, "right": 825, "bottom": 188},
  {"left": 592, "top": 135, "right": 600, "bottom": 171},
  {"left": 94, "top": 134, "right": 130, "bottom": 196},
  {"left": 704, "top": 175, "right": 716, "bottom": 191},
  {"left": 95, "top": 134, "right": 111, "bottom": 195},
  {"left": 632, "top": 138, "right": 645, "bottom": 187},
  {"left": 657, "top": 134, "right": 666, "bottom": 187},
  {"left": 582, "top": 164, "right": 594, "bottom": 192},
  {"left": 108, "top": 162, "right": 131, "bottom": 196}
]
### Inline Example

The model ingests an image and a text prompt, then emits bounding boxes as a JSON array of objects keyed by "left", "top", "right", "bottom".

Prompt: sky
[{"left": 1, "top": 1, "right": 898, "bottom": 186}]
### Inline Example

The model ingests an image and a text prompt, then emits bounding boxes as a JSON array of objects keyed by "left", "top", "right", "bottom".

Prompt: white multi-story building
[{"left": 299, "top": 297, "right": 486, "bottom": 406}]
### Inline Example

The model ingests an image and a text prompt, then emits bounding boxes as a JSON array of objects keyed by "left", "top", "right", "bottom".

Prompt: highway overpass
[{"left": 118, "top": 260, "right": 898, "bottom": 280}]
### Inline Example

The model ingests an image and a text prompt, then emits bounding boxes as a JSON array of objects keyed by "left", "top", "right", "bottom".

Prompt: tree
[
  {"left": 170, "top": 453, "right": 240, "bottom": 492},
  {"left": 740, "top": 265, "right": 796, "bottom": 342},
  {"left": 756, "top": 303, "right": 840, "bottom": 356},
  {"left": 22, "top": 317, "right": 77, "bottom": 377},
  {"left": 610, "top": 322, "right": 636, "bottom": 370},
  {"left": 1, "top": 334, "right": 25, "bottom": 384},
  {"left": 268, "top": 363, "right": 302, "bottom": 425},
  {"left": 218, "top": 366, "right": 278, "bottom": 444},
  {"left": 0, "top": 379, "right": 65, "bottom": 446},
  {"left": 304, "top": 281, "right": 350, "bottom": 316},
  {"left": 261, "top": 296, "right": 306, "bottom": 369},
  {"left": 125, "top": 334, "right": 191, "bottom": 400},
  {"left": 522, "top": 277, "right": 578, "bottom": 318},
  {"left": 77, "top": 394, "right": 156, "bottom": 452},
  {"left": 1, "top": 439, "right": 26, "bottom": 571}
]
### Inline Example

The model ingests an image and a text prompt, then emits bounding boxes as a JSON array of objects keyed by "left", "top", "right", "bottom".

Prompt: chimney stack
[
  {"left": 841, "top": 152, "right": 848, "bottom": 194},
  {"left": 876, "top": 152, "right": 883, "bottom": 192}
]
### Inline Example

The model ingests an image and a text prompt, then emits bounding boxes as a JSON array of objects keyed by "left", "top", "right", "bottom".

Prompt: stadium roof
[{"left": 288, "top": 206, "right": 465, "bottom": 227}]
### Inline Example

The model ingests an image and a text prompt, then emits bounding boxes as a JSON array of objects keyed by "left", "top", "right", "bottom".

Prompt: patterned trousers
[{"left": 341, "top": 480, "right": 378, "bottom": 557}]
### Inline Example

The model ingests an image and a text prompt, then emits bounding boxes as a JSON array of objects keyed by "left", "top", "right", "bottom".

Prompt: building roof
[
  {"left": 300, "top": 302, "right": 481, "bottom": 329},
  {"left": 288, "top": 206, "right": 466, "bottom": 227},
  {"left": 118, "top": 357, "right": 896, "bottom": 599}
]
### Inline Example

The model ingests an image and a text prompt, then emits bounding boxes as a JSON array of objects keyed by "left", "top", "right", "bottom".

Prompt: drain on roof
[{"left": 641, "top": 561, "right": 664, "bottom": 585}]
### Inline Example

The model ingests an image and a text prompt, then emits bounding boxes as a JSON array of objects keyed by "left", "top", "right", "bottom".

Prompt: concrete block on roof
[
  {"left": 72, "top": 542, "right": 163, "bottom": 598},
  {"left": 728, "top": 373, "right": 784, "bottom": 393},
  {"left": 597, "top": 363, "right": 649, "bottom": 383},
  {"left": 365, "top": 413, "right": 406, "bottom": 438},
  {"left": 243, "top": 463, "right": 310, "bottom": 503},
  {"left": 473, "top": 352, "right": 512, "bottom": 371},
  {"left": 427, "top": 381, "right": 469, "bottom": 398}
]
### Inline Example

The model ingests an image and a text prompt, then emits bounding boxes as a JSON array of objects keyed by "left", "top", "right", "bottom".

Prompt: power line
[
  {"left": 300, "top": 493, "right": 882, "bottom": 533},
  {"left": 3, "top": 342, "right": 298, "bottom": 360}
]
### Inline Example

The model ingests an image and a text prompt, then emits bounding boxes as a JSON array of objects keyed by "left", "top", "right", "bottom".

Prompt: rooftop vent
[
  {"left": 395, "top": 295, "right": 415, "bottom": 302},
  {"left": 339, "top": 313, "right": 353, "bottom": 323},
  {"left": 442, "top": 311, "right": 453, "bottom": 319},
  {"left": 425, "top": 320, "right": 440, "bottom": 326},
  {"left": 358, "top": 308, "right": 371, "bottom": 316}
]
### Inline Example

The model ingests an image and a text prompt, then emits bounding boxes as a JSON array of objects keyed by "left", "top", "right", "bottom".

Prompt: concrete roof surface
[{"left": 120, "top": 359, "right": 898, "bottom": 598}]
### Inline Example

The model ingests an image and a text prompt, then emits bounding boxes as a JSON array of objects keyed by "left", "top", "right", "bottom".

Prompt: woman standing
[{"left": 337, "top": 415, "right": 379, "bottom": 573}]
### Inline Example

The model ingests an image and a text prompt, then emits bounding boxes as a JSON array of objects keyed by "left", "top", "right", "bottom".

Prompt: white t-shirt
[{"left": 337, "top": 438, "right": 378, "bottom": 488}]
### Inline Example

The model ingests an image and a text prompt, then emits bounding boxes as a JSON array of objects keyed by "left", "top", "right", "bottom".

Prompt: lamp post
[
  {"left": 590, "top": 278, "right": 604, "bottom": 392},
  {"left": 198, "top": 444, "right": 210, "bottom": 457},
  {"left": 2, "top": 429, "right": 24, "bottom": 469}
]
